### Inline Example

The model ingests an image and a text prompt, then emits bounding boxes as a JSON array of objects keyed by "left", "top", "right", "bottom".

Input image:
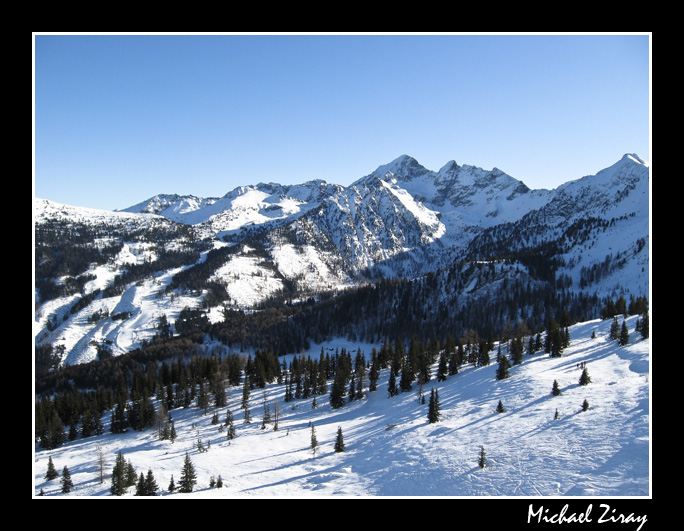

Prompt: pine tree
[
  {"left": 551, "top": 379, "right": 561, "bottom": 396},
  {"left": 545, "top": 319, "right": 564, "bottom": 357},
  {"left": 511, "top": 337, "right": 524, "bottom": 365},
  {"left": 45, "top": 456, "right": 59, "bottom": 480},
  {"left": 197, "top": 380, "right": 209, "bottom": 412},
  {"left": 178, "top": 453, "right": 197, "bottom": 493},
  {"left": 110, "top": 399, "right": 128, "bottom": 434},
  {"left": 241, "top": 376, "right": 250, "bottom": 409},
  {"left": 329, "top": 370, "right": 346, "bottom": 409},
  {"left": 125, "top": 459, "right": 137, "bottom": 488},
  {"left": 478, "top": 446, "right": 487, "bottom": 469},
  {"left": 169, "top": 419, "right": 177, "bottom": 442},
  {"left": 639, "top": 312, "right": 649, "bottom": 339},
  {"left": 610, "top": 316, "right": 620, "bottom": 340},
  {"left": 168, "top": 474, "right": 176, "bottom": 492},
  {"left": 135, "top": 472, "right": 147, "bottom": 496},
  {"left": 399, "top": 358, "right": 413, "bottom": 392},
  {"left": 619, "top": 320, "right": 630, "bottom": 346},
  {"left": 437, "top": 351, "right": 448, "bottom": 382},
  {"left": 427, "top": 388, "right": 441, "bottom": 423},
  {"left": 60, "top": 466, "right": 73, "bottom": 493},
  {"left": 110, "top": 451, "right": 127, "bottom": 496},
  {"left": 310, "top": 424, "right": 318, "bottom": 456},
  {"left": 387, "top": 366, "right": 398, "bottom": 398},
  {"left": 144, "top": 469, "right": 158, "bottom": 496},
  {"left": 225, "top": 409, "right": 235, "bottom": 440},
  {"left": 369, "top": 350, "right": 379, "bottom": 391},
  {"left": 581, "top": 399, "right": 590, "bottom": 412},
  {"left": 334, "top": 426, "right": 345, "bottom": 452},
  {"left": 579, "top": 367, "right": 591, "bottom": 386},
  {"left": 496, "top": 355, "right": 511, "bottom": 380},
  {"left": 496, "top": 400, "right": 505, "bottom": 413}
]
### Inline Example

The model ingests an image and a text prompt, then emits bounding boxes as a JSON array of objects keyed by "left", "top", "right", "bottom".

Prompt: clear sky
[{"left": 33, "top": 33, "right": 651, "bottom": 211}]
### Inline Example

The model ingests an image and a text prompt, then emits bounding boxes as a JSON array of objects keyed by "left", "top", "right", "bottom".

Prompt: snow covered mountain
[{"left": 34, "top": 153, "right": 650, "bottom": 367}]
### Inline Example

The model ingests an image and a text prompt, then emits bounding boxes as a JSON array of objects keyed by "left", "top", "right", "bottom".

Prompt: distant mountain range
[{"left": 34, "top": 153, "right": 649, "bottom": 367}]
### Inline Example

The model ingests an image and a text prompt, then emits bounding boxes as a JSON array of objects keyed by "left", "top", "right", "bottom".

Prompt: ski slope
[{"left": 34, "top": 316, "right": 650, "bottom": 497}]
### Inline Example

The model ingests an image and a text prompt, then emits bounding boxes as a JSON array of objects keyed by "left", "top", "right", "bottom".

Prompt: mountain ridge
[{"left": 34, "top": 153, "right": 649, "bottom": 367}]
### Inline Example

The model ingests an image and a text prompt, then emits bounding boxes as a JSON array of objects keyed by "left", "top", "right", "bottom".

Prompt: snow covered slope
[{"left": 34, "top": 315, "right": 650, "bottom": 497}]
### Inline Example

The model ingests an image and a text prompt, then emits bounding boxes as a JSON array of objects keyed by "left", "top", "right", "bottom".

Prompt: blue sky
[{"left": 33, "top": 33, "right": 650, "bottom": 211}]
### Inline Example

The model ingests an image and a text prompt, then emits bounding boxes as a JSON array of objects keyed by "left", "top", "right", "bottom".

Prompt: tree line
[{"left": 35, "top": 278, "right": 649, "bottom": 453}]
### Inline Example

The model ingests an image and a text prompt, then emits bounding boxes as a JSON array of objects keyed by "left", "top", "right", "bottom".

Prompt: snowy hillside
[{"left": 34, "top": 315, "right": 649, "bottom": 497}]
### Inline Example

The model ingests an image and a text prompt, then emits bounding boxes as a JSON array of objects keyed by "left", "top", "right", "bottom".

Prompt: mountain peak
[
  {"left": 622, "top": 153, "right": 649, "bottom": 167},
  {"left": 371, "top": 155, "right": 429, "bottom": 182}
]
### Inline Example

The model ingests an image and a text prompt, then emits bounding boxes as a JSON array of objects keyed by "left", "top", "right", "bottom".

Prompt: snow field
[{"left": 34, "top": 315, "right": 649, "bottom": 497}]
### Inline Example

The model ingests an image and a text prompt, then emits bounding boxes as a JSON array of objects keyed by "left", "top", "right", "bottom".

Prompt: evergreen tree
[
  {"left": 197, "top": 380, "right": 209, "bottom": 413},
  {"left": 178, "top": 453, "right": 197, "bottom": 493},
  {"left": 212, "top": 376, "right": 226, "bottom": 408},
  {"left": 334, "top": 426, "right": 345, "bottom": 452},
  {"left": 241, "top": 376, "right": 251, "bottom": 409},
  {"left": 225, "top": 409, "right": 235, "bottom": 440},
  {"left": 169, "top": 418, "right": 177, "bottom": 442},
  {"left": 45, "top": 456, "right": 59, "bottom": 481},
  {"left": 387, "top": 366, "right": 398, "bottom": 398},
  {"left": 348, "top": 373, "right": 356, "bottom": 402},
  {"left": 639, "top": 311, "right": 649, "bottom": 339},
  {"left": 610, "top": 316, "right": 620, "bottom": 340},
  {"left": 399, "top": 359, "right": 413, "bottom": 392},
  {"left": 579, "top": 367, "right": 591, "bottom": 386},
  {"left": 125, "top": 459, "right": 137, "bottom": 488},
  {"left": 68, "top": 421, "right": 78, "bottom": 442},
  {"left": 40, "top": 409, "right": 65, "bottom": 450},
  {"left": 511, "top": 337, "right": 524, "bottom": 365},
  {"left": 329, "top": 370, "right": 346, "bottom": 409},
  {"left": 110, "top": 398, "right": 128, "bottom": 434},
  {"left": 581, "top": 399, "right": 590, "bottom": 412},
  {"left": 427, "top": 388, "right": 441, "bottom": 423},
  {"left": 355, "top": 371, "right": 364, "bottom": 400},
  {"left": 496, "top": 355, "right": 511, "bottom": 380},
  {"left": 369, "top": 350, "right": 379, "bottom": 392},
  {"left": 449, "top": 340, "right": 462, "bottom": 375},
  {"left": 110, "top": 451, "right": 127, "bottom": 496},
  {"left": 437, "top": 351, "right": 448, "bottom": 382},
  {"left": 60, "top": 466, "right": 73, "bottom": 493},
  {"left": 284, "top": 373, "right": 293, "bottom": 402},
  {"left": 496, "top": 400, "right": 505, "bottom": 413},
  {"left": 135, "top": 472, "right": 147, "bottom": 496},
  {"left": 551, "top": 379, "right": 561, "bottom": 396},
  {"left": 144, "top": 469, "right": 159, "bottom": 496},
  {"left": 478, "top": 446, "right": 487, "bottom": 469},
  {"left": 619, "top": 320, "right": 630, "bottom": 346},
  {"left": 310, "top": 424, "right": 318, "bottom": 456},
  {"left": 545, "top": 318, "right": 564, "bottom": 357},
  {"left": 168, "top": 474, "right": 176, "bottom": 492}
]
